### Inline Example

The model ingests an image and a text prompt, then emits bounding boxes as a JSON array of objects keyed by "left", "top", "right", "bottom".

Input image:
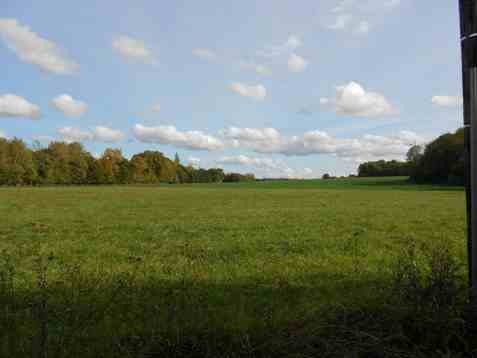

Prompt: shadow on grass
[{"left": 1, "top": 246, "right": 475, "bottom": 358}]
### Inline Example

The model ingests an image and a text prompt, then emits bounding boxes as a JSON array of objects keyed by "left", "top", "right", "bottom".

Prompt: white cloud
[
  {"left": 354, "top": 21, "right": 370, "bottom": 35},
  {"left": 0, "top": 94, "right": 40, "bottom": 119},
  {"left": 217, "top": 154, "right": 315, "bottom": 179},
  {"left": 133, "top": 124, "right": 224, "bottom": 151},
  {"left": 239, "top": 62, "right": 272, "bottom": 76},
  {"left": 218, "top": 155, "right": 285, "bottom": 170},
  {"left": 92, "top": 126, "right": 125, "bottom": 142},
  {"left": 51, "top": 94, "right": 88, "bottom": 118},
  {"left": 431, "top": 96, "right": 463, "bottom": 108},
  {"left": 217, "top": 154, "right": 288, "bottom": 177},
  {"left": 0, "top": 18, "right": 78, "bottom": 74},
  {"left": 57, "top": 127, "right": 93, "bottom": 143},
  {"left": 222, "top": 128, "right": 335, "bottom": 155},
  {"left": 257, "top": 35, "right": 302, "bottom": 58},
  {"left": 288, "top": 53, "right": 308, "bottom": 73},
  {"left": 112, "top": 36, "right": 156, "bottom": 64},
  {"left": 192, "top": 48, "right": 217, "bottom": 61},
  {"left": 328, "top": 14, "right": 353, "bottom": 30},
  {"left": 57, "top": 126, "right": 124, "bottom": 143},
  {"left": 220, "top": 126, "right": 424, "bottom": 161},
  {"left": 0, "top": 130, "right": 6, "bottom": 138},
  {"left": 220, "top": 127, "right": 282, "bottom": 152},
  {"left": 229, "top": 82, "right": 267, "bottom": 101},
  {"left": 321, "top": 82, "right": 395, "bottom": 118},
  {"left": 129, "top": 123, "right": 425, "bottom": 163}
]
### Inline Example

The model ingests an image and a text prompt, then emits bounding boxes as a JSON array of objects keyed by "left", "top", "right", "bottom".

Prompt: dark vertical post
[{"left": 460, "top": 0, "right": 477, "bottom": 306}]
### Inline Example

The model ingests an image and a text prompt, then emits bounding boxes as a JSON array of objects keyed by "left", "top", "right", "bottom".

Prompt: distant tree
[
  {"left": 207, "top": 168, "right": 225, "bottom": 183},
  {"left": 0, "top": 138, "right": 254, "bottom": 186},
  {"left": 358, "top": 160, "right": 410, "bottom": 177},
  {"left": 130, "top": 155, "right": 147, "bottom": 183},
  {"left": 0, "top": 138, "right": 37, "bottom": 185},
  {"left": 406, "top": 145, "right": 423, "bottom": 164},
  {"left": 412, "top": 128, "right": 464, "bottom": 184},
  {"left": 68, "top": 142, "right": 91, "bottom": 184},
  {"left": 356, "top": 128, "right": 464, "bottom": 185},
  {"left": 174, "top": 152, "right": 180, "bottom": 165},
  {"left": 86, "top": 157, "right": 104, "bottom": 184},
  {"left": 33, "top": 149, "right": 53, "bottom": 184},
  {"left": 223, "top": 172, "right": 255, "bottom": 182},
  {"left": 176, "top": 165, "right": 192, "bottom": 183},
  {"left": 322, "top": 173, "right": 331, "bottom": 180},
  {"left": 98, "top": 148, "right": 125, "bottom": 184}
]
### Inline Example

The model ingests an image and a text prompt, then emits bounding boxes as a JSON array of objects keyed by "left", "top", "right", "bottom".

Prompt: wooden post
[{"left": 460, "top": 0, "right": 477, "bottom": 307}]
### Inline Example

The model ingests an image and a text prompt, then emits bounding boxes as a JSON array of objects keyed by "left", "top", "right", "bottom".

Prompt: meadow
[{"left": 0, "top": 177, "right": 472, "bottom": 357}]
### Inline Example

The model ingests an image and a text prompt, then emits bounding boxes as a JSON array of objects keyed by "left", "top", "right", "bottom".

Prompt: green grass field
[{"left": 0, "top": 177, "right": 470, "bottom": 357}]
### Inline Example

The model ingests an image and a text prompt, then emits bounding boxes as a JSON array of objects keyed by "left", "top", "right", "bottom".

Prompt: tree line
[
  {"left": 358, "top": 128, "right": 465, "bottom": 185},
  {"left": 0, "top": 138, "right": 255, "bottom": 185},
  {"left": 357, "top": 160, "right": 411, "bottom": 178}
]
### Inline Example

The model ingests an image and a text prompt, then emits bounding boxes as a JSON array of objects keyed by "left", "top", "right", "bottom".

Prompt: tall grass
[{"left": 0, "top": 242, "right": 474, "bottom": 357}]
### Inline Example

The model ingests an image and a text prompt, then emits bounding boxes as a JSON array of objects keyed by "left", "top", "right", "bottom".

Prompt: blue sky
[{"left": 0, "top": 0, "right": 463, "bottom": 177}]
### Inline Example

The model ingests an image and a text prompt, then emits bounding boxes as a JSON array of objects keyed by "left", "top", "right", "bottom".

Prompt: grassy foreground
[{"left": 0, "top": 177, "right": 473, "bottom": 357}]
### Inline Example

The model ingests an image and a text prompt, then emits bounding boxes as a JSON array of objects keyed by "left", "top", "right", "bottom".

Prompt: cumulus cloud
[
  {"left": 133, "top": 124, "right": 224, "bottom": 151},
  {"left": 0, "top": 18, "right": 78, "bottom": 74},
  {"left": 218, "top": 155, "right": 286, "bottom": 171},
  {"left": 229, "top": 82, "right": 267, "bottom": 101},
  {"left": 257, "top": 35, "right": 302, "bottom": 58},
  {"left": 321, "top": 82, "right": 395, "bottom": 118},
  {"left": 51, "top": 94, "right": 88, "bottom": 118},
  {"left": 0, "top": 130, "right": 6, "bottom": 138},
  {"left": 239, "top": 62, "right": 272, "bottom": 76},
  {"left": 57, "top": 127, "right": 92, "bottom": 143},
  {"left": 220, "top": 126, "right": 424, "bottom": 161},
  {"left": 129, "top": 122, "right": 425, "bottom": 163},
  {"left": 0, "top": 94, "right": 40, "bottom": 119},
  {"left": 220, "top": 127, "right": 282, "bottom": 152},
  {"left": 431, "top": 96, "right": 463, "bottom": 108},
  {"left": 57, "top": 126, "right": 124, "bottom": 143},
  {"left": 192, "top": 48, "right": 217, "bottom": 61},
  {"left": 217, "top": 154, "right": 314, "bottom": 179},
  {"left": 112, "top": 36, "right": 156, "bottom": 64},
  {"left": 222, "top": 127, "right": 332, "bottom": 155},
  {"left": 288, "top": 53, "right": 308, "bottom": 73},
  {"left": 92, "top": 126, "right": 125, "bottom": 142}
]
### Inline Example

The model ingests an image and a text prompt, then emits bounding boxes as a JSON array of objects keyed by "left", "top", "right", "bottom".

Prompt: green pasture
[{"left": 0, "top": 177, "right": 469, "bottom": 357}]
